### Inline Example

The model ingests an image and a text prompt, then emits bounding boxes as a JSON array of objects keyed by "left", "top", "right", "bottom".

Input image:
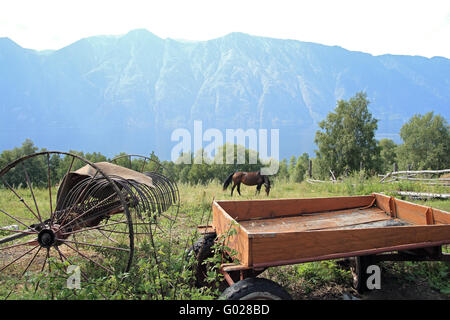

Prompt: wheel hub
[{"left": 37, "top": 229, "right": 56, "bottom": 248}]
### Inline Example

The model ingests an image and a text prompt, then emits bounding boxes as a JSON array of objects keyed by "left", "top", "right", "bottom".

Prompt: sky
[{"left": 0, "top": 0, "right": 449, "bottom": 58}]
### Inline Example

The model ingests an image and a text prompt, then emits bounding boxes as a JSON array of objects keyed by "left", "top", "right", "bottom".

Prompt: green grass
[{"left": 0, "top": 177, "right": 449, "bottom": 299}]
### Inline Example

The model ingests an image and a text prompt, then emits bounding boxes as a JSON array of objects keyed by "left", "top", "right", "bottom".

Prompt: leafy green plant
[
  {"left": 294, "top": 261, "right": 352, "bottom": 294},
  {"left": 202, "top": 221, "right": 240, "bottom": 291}
]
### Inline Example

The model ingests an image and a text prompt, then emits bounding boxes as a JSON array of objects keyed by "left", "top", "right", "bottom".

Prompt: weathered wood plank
[
  {"left": 216, "top": 195, "right": 374, "bottom": 221},
  {"left": 250, "top": 225, "right": 450, "bottom": 266},
  {"left": 240, "top": 208, "right": 389, "bottom": 234},
  {"left": 213, "top": 202, "right": 250, "bottom": 265}
]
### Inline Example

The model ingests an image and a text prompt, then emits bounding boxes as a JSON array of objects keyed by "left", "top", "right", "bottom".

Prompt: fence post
[
  {"left": 308, "top": 159, "right": 312, "bottom": 178},
  {"left": 393, "top": 163, "right": 398, "bottom": 172}
]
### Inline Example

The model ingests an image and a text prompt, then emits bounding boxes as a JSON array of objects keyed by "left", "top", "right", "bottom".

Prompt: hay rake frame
[{"left": 0, "top": 151, "right": 179, "bottom": 299}]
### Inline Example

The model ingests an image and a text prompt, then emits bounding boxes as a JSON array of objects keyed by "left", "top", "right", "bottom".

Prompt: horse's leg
[
  {"left": 231, "top": 183, "right": 236, "bottom": 196},
  {"left": 255, "top": 184, "right": 262, "bottom": 195},
  {"left": 237, "top": 183, "right": 241, "bottom": 196}
]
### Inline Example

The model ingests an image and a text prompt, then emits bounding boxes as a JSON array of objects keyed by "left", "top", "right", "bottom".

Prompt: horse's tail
[{"left": 223, "top": 172, "right": 234, "bottom": 190}]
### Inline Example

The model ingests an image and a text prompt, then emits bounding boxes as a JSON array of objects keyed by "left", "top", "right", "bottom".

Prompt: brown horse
[{"left": 223, "top": 171, "right": 271, "bottom": 196}]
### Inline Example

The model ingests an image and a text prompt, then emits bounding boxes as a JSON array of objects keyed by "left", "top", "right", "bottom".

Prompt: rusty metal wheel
[{"left": 0, "top": 151, "right": 134, "bottom": 299}]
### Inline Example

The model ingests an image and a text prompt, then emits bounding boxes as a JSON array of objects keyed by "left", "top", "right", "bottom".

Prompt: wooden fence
[{"left": 379, "top": 169, "right": 450, "bottom": 186}]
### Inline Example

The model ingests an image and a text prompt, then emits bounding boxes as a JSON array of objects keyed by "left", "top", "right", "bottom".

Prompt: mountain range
[{"left": 1, "top": 29, "right": 449, "bottom": 160}]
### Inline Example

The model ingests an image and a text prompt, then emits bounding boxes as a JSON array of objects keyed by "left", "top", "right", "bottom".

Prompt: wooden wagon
[{"left": 193, "top": 193, "right": 450, "bottom": 299}]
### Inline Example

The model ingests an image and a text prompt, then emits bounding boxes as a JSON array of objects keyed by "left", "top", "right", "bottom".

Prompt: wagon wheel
[
  {"left": 0, "top": 152, "right": 134, "bottom": 299},
  {"left": 110, "top": 154, "right": 180, "bottom": 243},
  {"left": 350, "top": 255, "right": 373, "bottom": 294},
  {"left": 187, "top": 233, "right": 266, "bottom": 290},
  {"left": 219, "top": 278, "right": 292, "bottom": 300}
]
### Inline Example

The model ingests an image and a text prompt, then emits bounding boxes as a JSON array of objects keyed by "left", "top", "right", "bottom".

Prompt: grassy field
[{"left": 0, "top": 176, "right": 449, "bottom": 299}]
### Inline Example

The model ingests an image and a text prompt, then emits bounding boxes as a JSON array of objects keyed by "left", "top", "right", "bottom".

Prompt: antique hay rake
[{"left": 0, "top": 151, "right": 179, "bottom": 298}]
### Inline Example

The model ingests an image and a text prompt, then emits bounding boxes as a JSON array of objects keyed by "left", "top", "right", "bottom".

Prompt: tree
[
  {"left": 291, "top": 153, "right": 309, "bottom": 182},
  {"left": 378, "top": 138, "right": 397, "bottom": 173},
  {"left": 314, "top": 92, "right": 379, "bottom": 177},
  {"left": 397, "top": 112, "right": 450, "bottom": 170},
  {"left": 276, "top": 159, "right": 289, "bottom": 180},
  {"left": 288, "top": 155, "right": 297, "bottom": 176},
  {"left": 0, "top": 139, "right": 47, "bottom": 187}
]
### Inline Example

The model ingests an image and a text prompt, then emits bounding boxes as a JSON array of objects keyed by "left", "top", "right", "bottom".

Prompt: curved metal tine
[
  {"left": 56, "top": 158, "right": 98, "bottom": 225},
  {"left": 58, "top": 191, "right": 117, "bottom": 231},
  {"left": 59, "top": 170, "right": 101, "bottom": 226},
  {"left": 1, "top": 178, "right": 42, "bottom": 227},
  {"left": 54, "top": 156, "right": 75, "bottom": 214},
  {"left": 21, "top": 162, "right": 43, "bottom": 224},
  {"left": 57, "top": 169, "right": 102, "bottom": 228},
  {"left": 55, "top": 178, "right": 88, "bottom": 224}
]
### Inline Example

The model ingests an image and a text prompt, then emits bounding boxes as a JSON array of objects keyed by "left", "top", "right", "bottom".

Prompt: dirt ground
[
  {"left": 292, "top": 271, "right": 448, "bottom": 300},
  {"left": 263, "top": 261, "right": 449, "bottom": 300}
]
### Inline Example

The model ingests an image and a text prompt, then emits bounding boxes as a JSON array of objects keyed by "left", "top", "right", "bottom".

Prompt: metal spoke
[
  {"left": 4, "top": 246, "right": 41, "bottom": 300},
  {"left": 47, "top": 154, "right": 54, "bottom": 226},
  {"left": 96, "top": 229, "right": 149, "bottom": 235},
  {"left": 0, "top": 238, "right": 38, "bottom": 251},
  {"left": 0, "top": 208, "right": 37, "bottom": 232},
  {"left": 0, "top": 151, "right": 134, "bottom": 299},
  {"left": 20, "top": 246, "right": 42, "bottom": 278},
  {"left": 62, "top": 242, "right": 114, "bottom": 274},
  {"left": 1, "top": 178, "right": 42, "bottom": 224},
  {"left": 60, "top": 219, "right": 128, "bottom": 236},
  {"left": 96, "top": 229, "right": 120, "bottom": 244},
  {"left": 0, "top": 227, "right": 36, "bottom": 235},
  {"left": 22, "top": 163, "right": 42, "bottom": 224},
  {"left": 34, "top": 248, "right": 50, "bottom": 294},
  {"left": 54, "top": 246, "right": 109, "bottom": 300},
  {"left": 57, "top": 238, "right": 130, "bottom": 252},
  {"left": 0, "top": 245, "right": 39, "bottom": 273}
]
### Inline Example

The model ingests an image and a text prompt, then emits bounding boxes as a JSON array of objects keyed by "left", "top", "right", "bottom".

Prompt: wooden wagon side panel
[
  {"left": 216, "top": 195, "right": 375, "bottom": 221},
  {"left": 213, "top": 202, "right": 251, "bottom": 266},
  {"left": 433, "top": 208, "right": 450, "bottom": 224},
  {"left": 373, "top": 193, "right": 391, "bottom": 214},
  {"left": 373, "top": 193, "right": 450, "bottom": 225},
  {"left": 249, "top": 225, "right": 450, "bottom": 267}
]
